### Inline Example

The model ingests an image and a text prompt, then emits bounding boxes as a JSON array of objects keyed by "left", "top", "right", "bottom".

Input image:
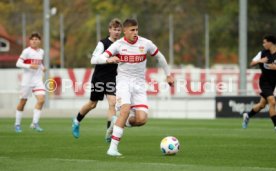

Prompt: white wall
[{"left": 0, "top": 68, "right": 260, "bottom": 119}]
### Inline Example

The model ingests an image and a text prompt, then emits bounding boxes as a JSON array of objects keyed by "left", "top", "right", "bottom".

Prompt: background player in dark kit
[{"left": 72, "top": 18, "right": 122, "bottom": 142}]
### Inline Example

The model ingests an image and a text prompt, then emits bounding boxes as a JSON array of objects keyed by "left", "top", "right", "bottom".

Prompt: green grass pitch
[{"left": 1, "top": 118, "right": 276, "bottom": 171}]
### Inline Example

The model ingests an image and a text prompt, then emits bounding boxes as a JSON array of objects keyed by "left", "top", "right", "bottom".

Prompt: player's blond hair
[{"left": 109, "top": 18, "right": 122, "bottom": 29}]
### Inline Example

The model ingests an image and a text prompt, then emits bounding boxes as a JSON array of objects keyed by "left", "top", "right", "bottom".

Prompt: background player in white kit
[
  {"left": 14, "top": 32, "right": 46, "bottom": 133},
  {"left": 92, "top": 18, "right": 174, "bottom": 156}
]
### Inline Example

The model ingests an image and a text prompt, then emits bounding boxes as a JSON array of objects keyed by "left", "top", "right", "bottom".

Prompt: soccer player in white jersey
[
  {"left": 91, "top": 18, "right": 174, "bottom": 156},
  {"left": 14, "top": 32, "right": 46, "bottom": 133}
]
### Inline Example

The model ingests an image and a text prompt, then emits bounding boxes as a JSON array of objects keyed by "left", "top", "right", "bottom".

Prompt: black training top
[
  {"left": 259, "top": 50, "right": 276, "bottom": 78},
  {"left": 92, "top": 37, "right": 118, "bottom": 82}
]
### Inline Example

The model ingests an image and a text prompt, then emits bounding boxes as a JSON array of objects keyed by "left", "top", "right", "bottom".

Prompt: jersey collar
[
  {"left": 30, "top": 46, "right": 39, "bottom": 51},
  {"left": 124, "top": 36, "right": 138, "bottom": 45}
]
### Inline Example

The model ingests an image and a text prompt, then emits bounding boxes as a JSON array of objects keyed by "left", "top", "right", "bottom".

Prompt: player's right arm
[
  {"left": 250, "top": 51, "right": 268, "bottom": 67},
  {"left": 16, "top": 49, "right": 39, "bottom": 69},
  {"left": 90, "top": 42, "right": 120, "bottom": 64}
]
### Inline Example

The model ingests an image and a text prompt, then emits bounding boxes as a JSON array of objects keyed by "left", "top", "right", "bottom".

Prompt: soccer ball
[{"left": 160, "top": 136, "right": 180, "bottom": 155}]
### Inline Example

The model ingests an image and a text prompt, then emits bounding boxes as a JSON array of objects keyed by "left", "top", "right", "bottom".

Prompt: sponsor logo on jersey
[
  {"left": 119, "top": 54, "right": 146, "bottom": 63},
  {"left": 24, "top": 59, "right": 42, "bottom": 64}
]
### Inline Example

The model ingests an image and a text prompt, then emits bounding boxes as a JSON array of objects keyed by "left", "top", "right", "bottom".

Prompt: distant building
[
  {"left": 0, "top": 25, "right": 60, "bottom": 68},
  {"left": 0, "top": 25, "right": 22, "bottom": 68}
]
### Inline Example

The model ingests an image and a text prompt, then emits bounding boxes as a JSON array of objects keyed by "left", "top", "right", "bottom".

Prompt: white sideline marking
[
  {"left": 140, "top": 162, "right": 276, "bottom": 171},
  {"left": 0, "top": 156, "right": 9, "bottom": 159},
  {"left": 49, "top": 159, "right": 276, "bottom": 170},
  {"left": 49, "top": 158, "right": 98, "bottom": 162},
  {"left": 2, "top": 157, "right": 276, "bottom": 170}
]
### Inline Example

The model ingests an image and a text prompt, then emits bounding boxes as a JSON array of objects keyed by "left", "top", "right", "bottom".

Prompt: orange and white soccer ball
[{"left": 160, "top": 136, "right": 180, "bottom": 155}]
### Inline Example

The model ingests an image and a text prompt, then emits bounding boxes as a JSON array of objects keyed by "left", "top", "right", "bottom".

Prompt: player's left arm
[
  {"left": 41, "top": 50, "right": 46, "bottom": 72},
  {"left": 40, "top": 64, "right": 46, "bottom": 72},
  {"left": 154, "top": 51, "right": 174, "bottom": 86},
  {"left": 148, "top": 39, "right": 174, "bottom": 86}
]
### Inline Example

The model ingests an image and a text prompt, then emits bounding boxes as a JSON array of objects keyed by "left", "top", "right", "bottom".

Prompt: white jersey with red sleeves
[
  {"left": 18, "top": 47, "right": 44, "bottom": 86},
  {"left": 105, "top": 36, "right": 158, "bottom": 80}
]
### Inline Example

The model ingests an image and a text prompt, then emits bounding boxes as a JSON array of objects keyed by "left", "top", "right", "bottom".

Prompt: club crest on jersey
[{"left": 139, "top": 46, "right": 145, "bottom": 53}]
